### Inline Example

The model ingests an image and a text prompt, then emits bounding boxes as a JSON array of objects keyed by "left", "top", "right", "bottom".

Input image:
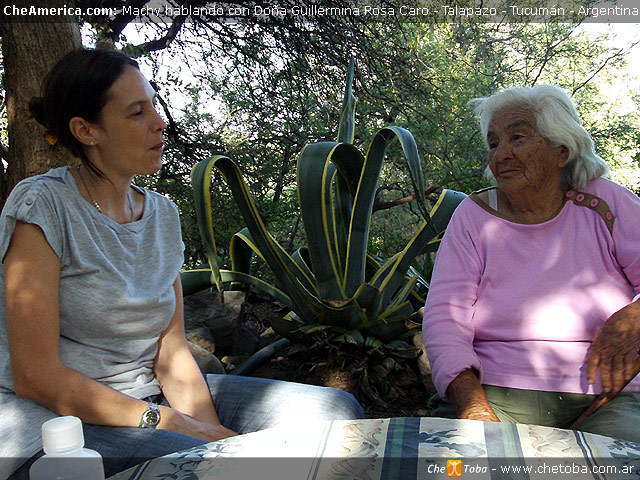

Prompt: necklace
[{"left": 76, "top": 165, "right": 134, "bottom": 223}]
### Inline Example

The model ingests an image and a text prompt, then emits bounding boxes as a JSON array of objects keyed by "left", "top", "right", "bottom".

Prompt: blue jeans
[{"left": 10, "top": 375, "right": 364, "bottom": 479}]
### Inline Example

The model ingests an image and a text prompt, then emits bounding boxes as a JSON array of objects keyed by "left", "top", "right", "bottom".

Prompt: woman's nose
[
  {"left": 153, "top": 110, "right": 167, "bottom": 131},
  {"left": 491, "top": 140, "right": 512, "bottom": 163}
]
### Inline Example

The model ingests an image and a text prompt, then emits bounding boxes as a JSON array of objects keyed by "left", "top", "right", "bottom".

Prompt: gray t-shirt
[{"left": 0, "top": 167, "right": 184, "bottom": 477}]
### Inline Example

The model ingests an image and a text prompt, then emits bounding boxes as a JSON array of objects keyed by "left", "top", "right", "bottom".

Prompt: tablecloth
[{"left": 109, "top": 417, "right": 640, "bottom": 479}]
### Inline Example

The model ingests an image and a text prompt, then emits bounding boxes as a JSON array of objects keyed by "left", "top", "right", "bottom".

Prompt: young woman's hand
[{"left": 158, "top": 406, "right": 237, "bottom": 442}]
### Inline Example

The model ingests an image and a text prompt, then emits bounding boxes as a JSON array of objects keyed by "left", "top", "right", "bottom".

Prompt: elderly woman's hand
[{"left": 587, "top": 300, "right": 640, "bottom": 394}]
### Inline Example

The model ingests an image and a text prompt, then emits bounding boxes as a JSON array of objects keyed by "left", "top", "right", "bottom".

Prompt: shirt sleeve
[
  {"left": 609, "top": 184, "right": 640, "bottom": 293},
  {"left": 422, "top": 199, "right": 484, "bottom": 400},
  {"left": 0, "top": 177, "right": 64, "bottom": 262}
]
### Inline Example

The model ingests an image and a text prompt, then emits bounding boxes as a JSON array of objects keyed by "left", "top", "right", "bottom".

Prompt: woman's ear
[
  {"left": 68, "top": 117, "right": 97, "bottom": 146},
  {"left": 557, "top": 145, "right": 570, "bottom": 167}
]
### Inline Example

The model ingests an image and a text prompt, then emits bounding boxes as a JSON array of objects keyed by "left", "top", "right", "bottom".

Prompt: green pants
[{"left": 430, "top": 385, "right": 640, "bottom": 443}]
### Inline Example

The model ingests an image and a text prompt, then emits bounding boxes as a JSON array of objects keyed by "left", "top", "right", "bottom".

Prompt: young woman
[{"left": 0, "top": 49, "right": 363, "bottom": 479}]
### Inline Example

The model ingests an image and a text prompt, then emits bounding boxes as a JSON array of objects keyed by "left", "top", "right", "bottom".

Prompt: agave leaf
[
  {"left": 180, "top": 267, "right": 297, "bottom": 311},
  {"left": 297, "top": 142, "right": 344, "bottom": 299},
  {"left": 191, "top": 159, "right": 224, "bottom": 294},
  {"left": 218, "top": 270, "right": 294, "bottom": 312},
  {"left": 335, "top": 329, "right": 365, "bottom": 344},
  {"left": 377, "top": 189, "right": 466, "bottom": 305},
  {"left": 385, "top": 339, "right": 412, "bottom": 350},
  {"left": 291, "top": 247, "right": 315, "bottom": 284},
  {"left": 362, "top": 316, "right": 413, "bottom": 344},
  {"left": 369, "top": 252, "right": 402, "bottom": 288},
  {"left": 295, "top": 324, "right": 338, "bottom": 334},
  {"left": 294, "top": 325, "right": 344, "bottom": 334},
  {"left": 385, "top": 340, "right": 421, "bottom": 359},
  {"left": 365, "top": 336, "right": 384, "bottom": 349},
  {"left": 378, "top": 300, "right": 414, "bottom": 322},
  {"left": 430, "top": 188, "right": 468, "bottom": 231},
  {"left": 261, "top": 327, "right": 275, "bottom": 337},
  {"left": 365, "top": 254, "right": 384, "bottom": 281},
  {"left": 386, "top": 126, "right": 429, "bottom": 221},
  {"left": 231, "top": 224, "right": 319, "bottom": 296},
  {"left": 344, "top": 127, "right": 430, "bottom": 297},
  {"left": 180, "top": 269, "right": 215, "bottom": 297},
  {"left": 408, "top": 290, "right": 426, "bottom": 309},
  {"left": 330, "top": 143, "right": 365, "bottom": 198},
  {"left": 337, "top": 57, "right": 356, "bottom": 144},
  {"left": 231, "top": 227, "right": 261, "bottom": 268},
  {"left": 270, "top": 315, "right": 306, "bottom": 342},
  {"left": 320, "top": 298, "right": 365, "bottom": 329},
  {"left": 388, "top": 274, "right": 419, "bottom": 310},
  {"left": 192, "top": 156, "right": 322, "bottom": 322},
  {"left": 331, "top": 143, "right": 367, "bottom": 274},
  {"left": 229, "top": 227, "right": 254, "bottom": 290},
  {"left": 352, "top": 282, "right": 382, "bottom": 323}
]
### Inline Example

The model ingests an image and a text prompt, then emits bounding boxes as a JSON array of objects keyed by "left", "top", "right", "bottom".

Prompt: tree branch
[
  {"left": 132, "top": 14, "right": 188, "bottom": 53},
  {"left": 372, "top": 194, "right": 416, "bottom": 213},
  {"left": 0, "top": 142, "right": 9, "bottom": 162}
]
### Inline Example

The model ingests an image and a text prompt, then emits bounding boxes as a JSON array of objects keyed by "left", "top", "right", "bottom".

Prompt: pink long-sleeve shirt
[{"left": 423, "top": 177, "right": 640, "bottom": 399}]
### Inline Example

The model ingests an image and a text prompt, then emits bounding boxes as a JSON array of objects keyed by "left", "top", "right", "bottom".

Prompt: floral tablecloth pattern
[{"left": 109, "top": 417, "right": 640, "bottom": 479}]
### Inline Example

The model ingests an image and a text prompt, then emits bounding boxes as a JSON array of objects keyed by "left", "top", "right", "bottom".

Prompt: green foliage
[
  {"left": 122, "top": 5, "right": 639, "bottom": 273},
  {"left": 185, "top": 61, "right": 466, "bottom": 353}
]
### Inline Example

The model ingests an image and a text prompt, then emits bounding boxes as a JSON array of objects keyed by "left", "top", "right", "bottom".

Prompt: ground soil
[
  {"left": 250, "top": 355, "right": 433, "bottom": 418},
  {"left": 242, "top": 297, "right": 434, "bottom": 418}
]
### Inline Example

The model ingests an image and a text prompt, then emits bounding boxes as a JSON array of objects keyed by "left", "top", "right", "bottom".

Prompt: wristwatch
[{"left": 138, "top": 402, "right": 160, "bottom": 429}]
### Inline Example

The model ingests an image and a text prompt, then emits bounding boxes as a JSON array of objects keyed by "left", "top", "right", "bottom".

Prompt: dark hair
[{"left": 29, "top": 49, "right": 139, "bottom": 175}]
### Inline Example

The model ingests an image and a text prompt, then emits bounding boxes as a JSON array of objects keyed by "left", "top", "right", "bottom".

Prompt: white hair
[{"left": 470, "top": 84, "right": 609, "bottom": 189}]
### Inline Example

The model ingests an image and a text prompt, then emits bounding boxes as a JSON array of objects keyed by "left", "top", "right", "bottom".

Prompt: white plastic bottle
[{"left": 29, "top": 416, "right": 105, "bottom": 480}]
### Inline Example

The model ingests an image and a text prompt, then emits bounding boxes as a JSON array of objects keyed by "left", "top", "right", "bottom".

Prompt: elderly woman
[
  {"left": 0, "top": 49, "right": 363, "bottom": 480},
  {"left": 423, "top": 84, "right": 640, "bottom": 442}
]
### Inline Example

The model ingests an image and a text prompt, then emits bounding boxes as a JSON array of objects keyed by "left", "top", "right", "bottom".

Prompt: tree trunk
[{"left": 0, "top": 0, "right": 82, "bottom": 209}]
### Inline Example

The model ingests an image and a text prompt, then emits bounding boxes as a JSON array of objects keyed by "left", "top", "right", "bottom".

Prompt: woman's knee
[
  {"left": 320, "top": 387, "right": 365, "bottom": 420},
  {"left": 578, "top": 393, "right": 640, "bottom": 443}
]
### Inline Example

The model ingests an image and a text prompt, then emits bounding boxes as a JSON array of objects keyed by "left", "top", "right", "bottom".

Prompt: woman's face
[
  {"left": 90, "top": 66, "right": 166, "bottom": 177},
  {"left": 486, "top": 107, "right": 568, "bottom": 196}
]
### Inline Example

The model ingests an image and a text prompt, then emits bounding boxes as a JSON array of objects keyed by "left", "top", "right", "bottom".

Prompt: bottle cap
[{"left": 41, "top": 416, "right": 85, "bottom": 454}]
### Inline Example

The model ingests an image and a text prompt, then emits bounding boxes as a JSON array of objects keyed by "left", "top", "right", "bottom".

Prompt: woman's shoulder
[
  {"left": 4, "top": 167, "right": 72, "bottom": 211},
  {"left": 137, "top": 187, "right": 179, "bottom": 213},
  {"left": 14, "top": 166, "right": 70, "bottom": 186},
  {"left": 582, "top": 177, "right": 640, "bottom": 209}
]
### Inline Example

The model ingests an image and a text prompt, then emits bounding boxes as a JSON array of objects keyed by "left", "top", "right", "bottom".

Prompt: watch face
[{"left": 144, "top": 409, "right": 159, "bottom": 426}]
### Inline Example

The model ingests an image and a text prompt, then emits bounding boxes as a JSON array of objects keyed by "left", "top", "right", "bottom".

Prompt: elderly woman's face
[{"left": 487, "top": 107, "right": 567, "bottom": 196}]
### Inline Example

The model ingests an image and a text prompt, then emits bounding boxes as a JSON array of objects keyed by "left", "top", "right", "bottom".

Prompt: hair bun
[{"left": 28, "top": 96, "right": 46, "bottom": 126}]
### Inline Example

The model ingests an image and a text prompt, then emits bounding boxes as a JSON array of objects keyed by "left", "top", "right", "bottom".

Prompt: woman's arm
[
  {"left": 447, "top": 369, "right": 499, "bottom": 422},
  {"left": 153, "top": 276, "right": 236, "bottom": 438},
  {"left": 5, "top": 221, "right": 149, "bottom": 427},
  {"left": 5, "top": 221, "right": 233, "bottom": 441},
  {"left": 423, "top": 200, "right": 485, "bottom": 402}
]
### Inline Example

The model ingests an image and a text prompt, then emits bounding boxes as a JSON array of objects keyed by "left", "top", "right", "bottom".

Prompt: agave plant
[{"left": 182, "top": 59, "right": 466, "bottom": 391}]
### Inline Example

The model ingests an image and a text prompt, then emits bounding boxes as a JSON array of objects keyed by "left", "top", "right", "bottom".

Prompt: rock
[
  {"left": 183, "top": 290, "right": 246, "bottom": 356},
  {"left": 412, "top": 332, "right": 436, "bottom": 394},
  {"left": 187, "top": 341, "right": 226, "bottom": 375},
  {"left": 186, "top": 327, "right": 216, "bottom": 353},
  {"left": 235, "top": 324, "right": 264, "bottom": 355}
]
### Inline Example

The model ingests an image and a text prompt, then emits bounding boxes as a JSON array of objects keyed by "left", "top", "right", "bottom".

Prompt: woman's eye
[{"left": 133, "top": 110, "right": 143, "bottom": 116}]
